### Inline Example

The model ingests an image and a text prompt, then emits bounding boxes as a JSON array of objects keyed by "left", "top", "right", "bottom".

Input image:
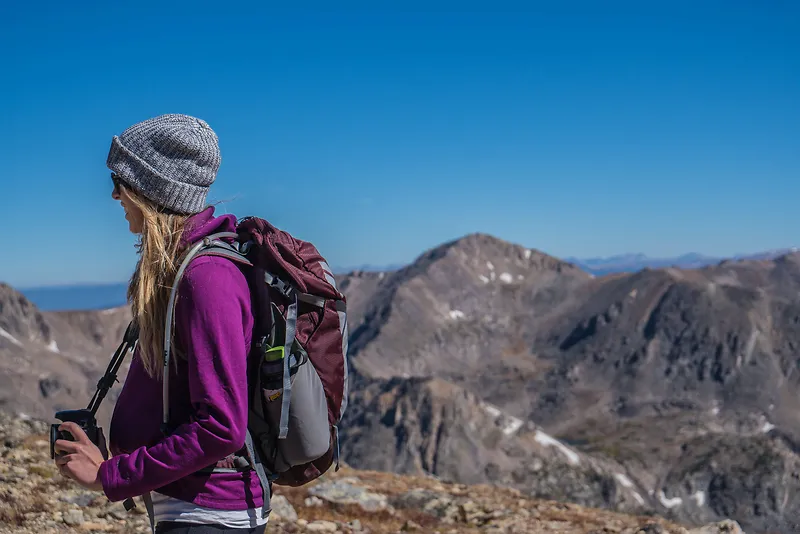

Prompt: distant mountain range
[
  {"left": 13, "top": 250, "right": 796, "bottom": 311},
  {"left": 567, "top": 249, "right": 797, "bottom": 276}
]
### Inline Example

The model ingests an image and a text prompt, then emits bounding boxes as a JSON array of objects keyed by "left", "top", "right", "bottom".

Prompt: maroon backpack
[{"left": 161, "top": 216, "right": 349, "bottom": 505}]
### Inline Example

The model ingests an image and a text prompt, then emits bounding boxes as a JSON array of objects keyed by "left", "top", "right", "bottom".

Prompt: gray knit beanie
[{"left": 106, "top": 114, "right": 221, "bottom": 214}]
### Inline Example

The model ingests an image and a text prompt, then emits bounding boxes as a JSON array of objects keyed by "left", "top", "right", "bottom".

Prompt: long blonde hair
[{"left": 124, "top": 188, "right": 191, "bottom": 378}]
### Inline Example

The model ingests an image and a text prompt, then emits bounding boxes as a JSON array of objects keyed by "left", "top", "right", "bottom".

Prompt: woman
[{"left": 53, "top": 114, "right": 268, "bottom": 533}]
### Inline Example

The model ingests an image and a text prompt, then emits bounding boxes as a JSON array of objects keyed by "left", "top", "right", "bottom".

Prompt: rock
[
  {"left": 11, "top": 466, "right": 28, "bottom": 477},
  {"left": 60, "top": 491, "right": 99, "bottom": 507},
  {"left": 348, "top": 519, "right": 362, "bottom": 531},
  {"left": 308, "top": 478, "right": 389, "bottom": 512},
  {"left": 269, "top": 495, "right": 298, "bottom": 522},
  {"left": 459, "top": 500, "right": 489, "bottom": 524},
  {"left": 391, "top": 489, "right": 460, "bottom": 523},
  {"left": 107, "top": 508, "right": 128, "bottom": 521},
  {"left": 401, "top": 520, "right": 422, "bottom": 531},
  {"left": 78, "top": 522, "right": 114, "bottom": 531},
  {"left": 485, "top": 521, "right": 517, "bottom": 534},
  {"left": 305, "top": 496, "right": 325, "bottom": 507},
  {"left": 306, "top": 520, "right": 339, "bottom": 532},
  {"left": 687, "top": 520, "right": 745, "bottom": 534},
  {"left": 63, "top": 509, "right": 84, "bottom": 526}
]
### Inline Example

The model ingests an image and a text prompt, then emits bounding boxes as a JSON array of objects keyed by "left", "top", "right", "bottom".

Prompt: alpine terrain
[{"left": 1, "top": 232, "right": 799, "bottom": 532}]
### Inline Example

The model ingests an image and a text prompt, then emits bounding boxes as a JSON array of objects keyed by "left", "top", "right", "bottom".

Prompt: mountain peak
[
  {"left": 426, "top": 232, "right": 583, "bottom": 277},
  {"left": 0, "top": 283, "right": 52, "bottom": 347}
]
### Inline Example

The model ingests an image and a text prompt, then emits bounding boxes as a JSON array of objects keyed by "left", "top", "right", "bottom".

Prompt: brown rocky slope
[
  {"left": 0, "top": 412, "right": 743, "bottom": 534},
  {"left": 0, "top": 283, "right": 131, "bottom": 423}
]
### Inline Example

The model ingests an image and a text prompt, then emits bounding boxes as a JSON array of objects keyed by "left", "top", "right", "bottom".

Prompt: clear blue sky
[{"left": 2, "top": 1, "right": 798, "bottom": 287}]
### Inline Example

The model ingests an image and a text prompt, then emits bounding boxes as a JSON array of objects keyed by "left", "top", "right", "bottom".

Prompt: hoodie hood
[{"left": 180, "top": 206, "right": 238, "bottom": 248}]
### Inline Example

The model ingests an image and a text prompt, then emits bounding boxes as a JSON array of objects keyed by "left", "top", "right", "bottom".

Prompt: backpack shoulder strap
[{"left": 161, "top": 232, "right": 251, "bottom": 433}]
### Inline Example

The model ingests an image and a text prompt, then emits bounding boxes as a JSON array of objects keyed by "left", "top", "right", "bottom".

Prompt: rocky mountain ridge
[{"left": 337, "top": 235, "right": 800, "bottom": 533}]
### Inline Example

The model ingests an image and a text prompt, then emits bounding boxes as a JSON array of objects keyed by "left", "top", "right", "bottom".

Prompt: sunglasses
[{"left": 111, "top": 173, "right": 124, "bottom": 194}]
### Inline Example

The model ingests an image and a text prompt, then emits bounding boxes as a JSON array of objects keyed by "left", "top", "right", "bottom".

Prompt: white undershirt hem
[{"left": 151, "top": 492, "right": 269, "bottom": 529}]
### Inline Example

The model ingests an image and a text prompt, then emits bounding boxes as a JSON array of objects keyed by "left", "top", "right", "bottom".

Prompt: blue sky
[{"left": 2, "top": 1, "right": 798, "bottom": 287}]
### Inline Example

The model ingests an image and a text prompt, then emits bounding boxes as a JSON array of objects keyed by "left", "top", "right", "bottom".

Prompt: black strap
[
  {"left": 85, "top": 321, "right": 140, "bottom": 516},
  {"left": 87, "top": 321, "right": 139, "bottom": 416},
  {"left": 143, "top": 492, "right": 155, "bottom": 533}
]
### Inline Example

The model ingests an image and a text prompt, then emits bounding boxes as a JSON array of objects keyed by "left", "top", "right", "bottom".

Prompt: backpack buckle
[
  {"left": 96, "top": 375, "right": 118, "bottom": 390},
  {"left": 271, "top": 278, "right": 294, "bottom": 298}
]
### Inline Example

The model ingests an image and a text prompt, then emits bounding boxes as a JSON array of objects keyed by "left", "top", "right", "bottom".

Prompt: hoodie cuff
[{"left": 99, "top": 457, "right": 128, "bottom": 502}]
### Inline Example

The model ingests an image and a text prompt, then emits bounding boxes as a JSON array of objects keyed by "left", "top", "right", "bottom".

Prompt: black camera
[{"left": 49, "top": 409, "right": 106, "bottom": 459}]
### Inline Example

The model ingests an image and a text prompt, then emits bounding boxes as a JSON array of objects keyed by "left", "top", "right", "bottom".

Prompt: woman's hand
[{"left": 53, "top": 422, "right": 105, "bottom": 492}]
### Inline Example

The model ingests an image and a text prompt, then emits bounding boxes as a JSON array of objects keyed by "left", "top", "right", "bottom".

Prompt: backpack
[{"left": 160, "top": 216, "right": 349, "bottom": 508}]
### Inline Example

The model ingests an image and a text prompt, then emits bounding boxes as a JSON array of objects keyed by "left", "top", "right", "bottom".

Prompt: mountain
[
  {"left": 3, "top": 233, "right": 800, "bottom": 532},
  {"left": 0, "top": 283, "right": 131, "bottom": 422},
  {"left": 344, "top": 233, "right": 589, "bottom": 382},
  {"left": 337, "top": 234, "right": 800, "bottom": 533}
]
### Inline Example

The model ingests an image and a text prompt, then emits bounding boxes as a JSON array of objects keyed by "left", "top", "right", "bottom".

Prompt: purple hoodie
[{"left": 99, "top": 207, "right": 263, "bottom": 510}]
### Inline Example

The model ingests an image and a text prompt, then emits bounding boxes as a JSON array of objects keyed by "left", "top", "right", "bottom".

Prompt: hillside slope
[
  {"left": 0, "top": 283, "right": 131, "bottom": 423},
  {"left": 0, "top": 412, "right": 743, "bottom": 534}
]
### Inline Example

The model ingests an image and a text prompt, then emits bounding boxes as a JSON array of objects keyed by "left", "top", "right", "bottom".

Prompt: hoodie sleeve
[{"left": 98, "top": 257, "right": 252, "bottom": 501}]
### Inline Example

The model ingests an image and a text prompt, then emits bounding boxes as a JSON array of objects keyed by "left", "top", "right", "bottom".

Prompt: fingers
[
  {"left": 57, "top": 460, "right": 72, "bottom": 479},
  {"left": 55, "top": 453, "right": 76, "bottom": 467},
  {"left": 54, "top": 439, "right": 81, "bottom": 455},
  {"left": 58, "top": 422, "right": 90, "bottom": 444}
]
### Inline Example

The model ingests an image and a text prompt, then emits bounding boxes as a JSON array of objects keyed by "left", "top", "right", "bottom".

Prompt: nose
[{"left": 111, "top": 173, "right": 123, "bottom": 199}]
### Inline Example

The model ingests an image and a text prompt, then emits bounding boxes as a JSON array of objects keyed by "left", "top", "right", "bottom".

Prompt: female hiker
[{"left": 53, "top": 114, "right": 268, "bottom": 533}]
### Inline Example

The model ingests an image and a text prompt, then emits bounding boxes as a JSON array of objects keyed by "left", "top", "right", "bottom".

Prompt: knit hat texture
[{"left": 106, "top": 114, "right": 221, "bottom": 214}]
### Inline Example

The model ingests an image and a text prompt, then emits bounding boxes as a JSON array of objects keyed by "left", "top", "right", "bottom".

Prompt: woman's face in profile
[{"left": 111, "top": 175, "right": 144, "bottom": 234}]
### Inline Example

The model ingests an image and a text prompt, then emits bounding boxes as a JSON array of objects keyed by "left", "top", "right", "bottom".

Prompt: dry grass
[{"left": 0, "top": 504, "right": 22, "bottom": 527}]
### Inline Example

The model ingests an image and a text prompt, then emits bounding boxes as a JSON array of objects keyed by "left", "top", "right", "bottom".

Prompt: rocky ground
[{"left": 0, "top": 413, "right": 744, "bottom": 534}]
